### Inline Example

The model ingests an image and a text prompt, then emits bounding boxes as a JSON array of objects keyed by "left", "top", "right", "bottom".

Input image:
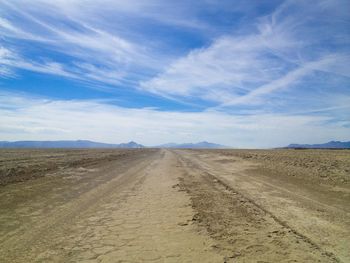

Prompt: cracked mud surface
[
  {"left": 0, "top": 149, "right": 348, "bottom": 262},
  {"left": 0, "top": 150, "right": 220, "bottom": 262}
]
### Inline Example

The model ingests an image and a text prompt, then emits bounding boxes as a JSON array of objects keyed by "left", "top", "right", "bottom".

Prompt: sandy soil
[
  {"left": 0, "top": 149, "right": 153, "bottom": 185},
  {"left": 0, "top": 149, "right": 349, "bottom": 262},
  {"left": 175, "top": 149, "right": 350, "bottom": 262}
]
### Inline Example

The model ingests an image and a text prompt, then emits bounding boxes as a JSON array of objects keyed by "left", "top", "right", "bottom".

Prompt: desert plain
[{"left": 0, "top": 148, "right": 349, "bottom": 262}]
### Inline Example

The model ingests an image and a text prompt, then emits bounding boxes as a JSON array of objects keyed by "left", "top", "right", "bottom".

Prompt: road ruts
[
  {"left": 174, "top": 149, "right": 346, "bottom": 263},
  {"left": 0, "top": 149, "right": 223, "bottom": 262}
]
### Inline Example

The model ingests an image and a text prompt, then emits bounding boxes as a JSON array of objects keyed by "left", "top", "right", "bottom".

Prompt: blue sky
[{"left": 0, "top": 0, "right": 349, "bottom": 147}]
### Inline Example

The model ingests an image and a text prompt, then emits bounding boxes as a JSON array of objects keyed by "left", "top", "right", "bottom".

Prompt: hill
[
  {"left": 287, "top": 141, "right": 350, "bottom": 149},
  {"left": 0, "top": 140, "right": 144, "bottom": 148}
]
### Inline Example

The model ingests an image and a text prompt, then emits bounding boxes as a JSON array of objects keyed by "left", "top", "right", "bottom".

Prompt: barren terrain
[{"left": 0, "top": 148, "right": 349, "bottom": 262}]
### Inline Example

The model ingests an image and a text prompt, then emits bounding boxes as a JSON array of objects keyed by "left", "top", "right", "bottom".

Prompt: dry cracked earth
[{"left": 0, "top": 148, "right": 349, "bottom": 262}]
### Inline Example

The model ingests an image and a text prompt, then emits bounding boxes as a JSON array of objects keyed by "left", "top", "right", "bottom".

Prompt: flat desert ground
[{"left": 0, "top": 148, "right": 349, "bottom": 262}]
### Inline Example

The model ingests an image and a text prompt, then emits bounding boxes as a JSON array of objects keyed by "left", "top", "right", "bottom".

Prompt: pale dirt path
[
  {"left": 0, "top": 149, "right": 222, "bottom": 262},
  {"left": 2, "top": 149, "right": 347, "bottom": 263},
  {"left": 55, "top": 149, "right": 222, "bottom": 263},
  {"left": 0, "top": 150, "right": 159, "bottom": 262},
  {"left": 174, "top": 149, "right": 349, "bottom": 263}
]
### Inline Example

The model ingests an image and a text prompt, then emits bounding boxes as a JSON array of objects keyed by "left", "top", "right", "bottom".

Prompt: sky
[{"left": 0, "top": 0, "right": 349, "bottom": 148}]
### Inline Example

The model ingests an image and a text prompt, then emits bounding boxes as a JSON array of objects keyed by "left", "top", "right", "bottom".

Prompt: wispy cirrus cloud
[
  {"left": 0, "top": 0, "right": 287, "bottom": 92},
  {"left": 141, "top": 0, "right": 350, "bottom": 108},
  {"left": 0, "top": 46, "right": 16, "bottom": 77},
  {"left": 3, "top": 0, "right": 348, "bottom": 106},
  {"left": 219, "top": 54, "right": 350, "bottom": 107},
  {"left": 0, "top": 0, "right": 175, "bottom": 89}
]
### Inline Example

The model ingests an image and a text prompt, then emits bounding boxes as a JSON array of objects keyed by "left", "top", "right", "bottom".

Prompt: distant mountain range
[
  {"left": 0, "top": 140, "right": 144, "bottom": 149},
  {"left": 0, "top": 140, "right": 227, "bottom": 149},
  {"left": 286, "top": 141, "right": 350, "bottom": 149},
  {"left": 2, "top": 140, "right": 348, "bottom": 149},
  {"left": 156, "top": 141, "right": 227, "bottom": 149}
]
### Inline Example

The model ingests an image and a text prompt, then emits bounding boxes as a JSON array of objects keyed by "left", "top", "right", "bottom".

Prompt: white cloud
[
  {"left": 141, "top": 0, "right": 350, "bottom": 106},
  {"left": 0, "top": 45, "right": 134, "bottom": 89},
  {"left": 0, "top": 46, "right": 16, "bottom": 77},
  {"left": 0, "top": 0, "right": 279, "bottom": 89},
  {"left": 0, "top": 17, "right": 21, "bottom": 33},
  {"left": 0, "top": 47, "right": 85, "bottom": 80},
  {"left": 27, "top": 0, "right": 214, "bottom": 31},
  {"left": 1, "top": 0, "right": 348, "bottom": 106},
  {"left": 140, "top": 33, "right": 292, "bottom": 100},
  {"left": 1, "top": 91, "right": 349, "bottom": 148},
  {"left": 0, "top": 0, "right": 170, "bottom": 88},
  {"left": 220, "top": 54, "right": 350, "bottom": 106}
]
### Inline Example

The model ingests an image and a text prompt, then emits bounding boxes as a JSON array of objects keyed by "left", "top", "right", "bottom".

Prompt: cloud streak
[
  {"left": 0, "top": 0, "right": 172, "bottom": 89},
  {"left": 2, "top": 0, "right": 349, "bottom": 105},
  {"left": 141, "top": 0, "right": 350, "bottom": 107},
  {"left": 1, "top": 91, "right": 349, "bottom": 148}
]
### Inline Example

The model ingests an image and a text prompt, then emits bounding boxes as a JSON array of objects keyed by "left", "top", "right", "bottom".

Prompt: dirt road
[{"left": 0, "top": 149, "right": 348, "bottom": 262}]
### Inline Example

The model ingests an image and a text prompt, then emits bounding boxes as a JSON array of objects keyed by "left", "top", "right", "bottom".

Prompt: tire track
[
  {"left": 174, "top": 150, "right": 339, "bottom": 262},
  {"left": 0, "top": 151, "right": 160, "bottom": 262}
]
